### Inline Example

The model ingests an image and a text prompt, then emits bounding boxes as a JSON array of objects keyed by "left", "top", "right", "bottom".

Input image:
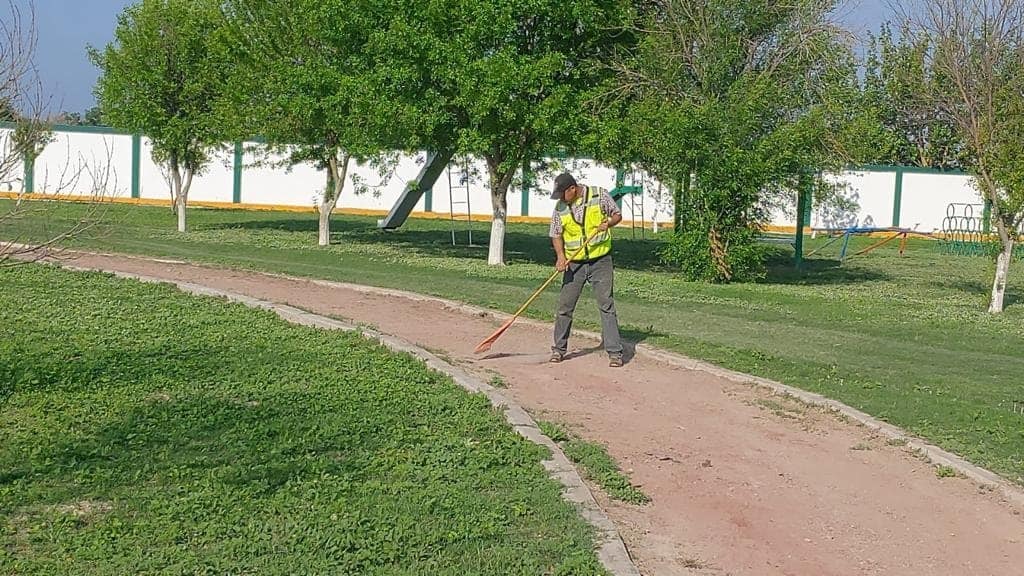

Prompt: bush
[{"left": 660, "top": 223, "right": 770, "bottom": 282}]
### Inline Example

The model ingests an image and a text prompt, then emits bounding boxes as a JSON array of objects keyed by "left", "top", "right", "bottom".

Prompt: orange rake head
[
  {"left": 473, "top": 230, "right": 602, "bottom": 355},
  {"left": 473, "top": 316, "right": 516, "bottom": 354}
]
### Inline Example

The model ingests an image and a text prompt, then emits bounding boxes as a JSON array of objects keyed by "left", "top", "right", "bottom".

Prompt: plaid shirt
[{"left": 549, "top": 187, "right": 620, "bottom": 238}]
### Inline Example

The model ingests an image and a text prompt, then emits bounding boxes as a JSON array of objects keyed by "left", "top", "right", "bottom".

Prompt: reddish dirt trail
[{"left": 64, "top": 254, "right": 1024, "bottom": 576}]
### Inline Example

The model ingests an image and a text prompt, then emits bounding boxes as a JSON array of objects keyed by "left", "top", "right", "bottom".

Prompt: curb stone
[{"left": 56, "top": 263, "right": 642, "bottom": 576}]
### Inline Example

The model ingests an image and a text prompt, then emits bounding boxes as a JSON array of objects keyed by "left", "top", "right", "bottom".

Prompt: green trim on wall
[
  {"left": 855, "top": 164, "right": 967, "bottom": 176},
  {"left": 892, "top": 167, "right": 904, "bottom": 227},
  {"left": 983, "top": 200, "right": 992, "bottom": 234},
  {"left": 0, "top": 120, "right": 128, "bottom": 135},
  {"left": 232, "top": 141, "right": 243, "bottom": 204},
  {"left": 130, "top": 134, "right": 141, "bottom": 199},
  {"left": 23, "top": 155, "right": 34, "bottom": 193},
  {"left": 521, "top": 160, "right": 531, "bottom": 217}
]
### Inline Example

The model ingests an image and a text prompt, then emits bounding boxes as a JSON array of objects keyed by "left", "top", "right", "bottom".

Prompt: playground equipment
[
  {"left": 446, "top": 157, "right": 473, "bottom": 246},
  {"left": 610, "top": 168, "right": 646, "bottom": 239},
  {"left": 940, "top": 203, "right": 989, "bottom": 256},
  {"left": 938, "top": 202, "right": 1024, "bottom": 259},
  {"left": 806, "top": 226, "right": 933, "bottom": 262},
  {"left": 378, "top": 150, "right": 453, "bottom": 230}
]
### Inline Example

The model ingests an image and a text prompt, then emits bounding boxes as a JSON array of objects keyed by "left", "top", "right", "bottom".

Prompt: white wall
[
  {"left": 33, "top": 131, "right": 132, "bottom": 199},
  {"left": 0, "top": 128, "right": 23, "bottom": 192},
  {"left": 828, "top": 171, "right": 898, "bottom": 229},
  {"left": 901, "top": 172, "right": 980, "bottom": 233},
  {"left": 242, "top": 143, "right": 326, "bottom": 208},
  {"left": 8, "top": 126, "right": 992, "bottom": 235},
  {"left": 138, "top": 138, "right": 234, "bottom": 203}
]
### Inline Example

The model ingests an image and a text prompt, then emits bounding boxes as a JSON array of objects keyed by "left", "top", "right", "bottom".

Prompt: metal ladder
[{"left": 447, "top": 158, "right": 473, "bottom": 246}]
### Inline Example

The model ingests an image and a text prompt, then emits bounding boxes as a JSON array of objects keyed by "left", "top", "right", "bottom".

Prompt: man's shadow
[{"left": 564, "top": 341, "right": 638, "bottom": 365}]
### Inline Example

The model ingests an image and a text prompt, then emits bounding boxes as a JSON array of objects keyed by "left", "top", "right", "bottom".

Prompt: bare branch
[{"left": 0, "top": 0, "right": 113, "bottom": 266}]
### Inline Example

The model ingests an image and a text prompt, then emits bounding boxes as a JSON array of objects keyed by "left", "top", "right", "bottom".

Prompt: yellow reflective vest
[{"left": 557, "top": 186, "right": 612, "bottom": 261}]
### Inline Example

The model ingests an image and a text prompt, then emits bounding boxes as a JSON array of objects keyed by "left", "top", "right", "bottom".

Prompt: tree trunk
[
  {"left": 317, "top": 151, "right": 351, "bottom": 247},
  {"left": 318, "top": 205, "right": 331, "bottom": 246},
  {"left": 989, "top": 232, "right": 1014, "bottom": 314},
  {"left": 485, "top": 159, "right": 515, "bottom": 266},
  {"left": 177, "top": 197, "right": 187, "bottom": 233},
  {"left": 179, "top": 169, "right": 193, "bottom": 233},
  {"left": 488, "top": 202, "right": 507, "bottom": 265},
  {"left": 169, "top": 156, "right": 192, "bottom": 233}
]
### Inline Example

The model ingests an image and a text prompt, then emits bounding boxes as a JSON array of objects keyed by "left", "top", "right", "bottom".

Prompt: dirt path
[{"left": 58, "top": 254, "right": 1024, "bottom": 576}]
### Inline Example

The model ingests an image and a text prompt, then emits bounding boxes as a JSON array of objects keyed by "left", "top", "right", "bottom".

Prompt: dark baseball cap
[{"left": 551, "top": 172, "right": 577, "bottom": 199}]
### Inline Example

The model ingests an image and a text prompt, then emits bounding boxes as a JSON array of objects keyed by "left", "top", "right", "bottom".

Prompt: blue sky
[{"left": 15, "top": 0, "right": 894, "bottom": 114}]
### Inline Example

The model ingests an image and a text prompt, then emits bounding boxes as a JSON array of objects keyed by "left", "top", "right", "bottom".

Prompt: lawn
[
  {"left": 0, "top": 263, "right": 606, "bottom": 575},
  {"left": 3, "top": 200, "right": 1024, "bottom": 485}
]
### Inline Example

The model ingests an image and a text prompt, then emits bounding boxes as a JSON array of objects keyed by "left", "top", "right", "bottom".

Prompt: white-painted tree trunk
[
  {"left": 169, "top": 160, "right": 192, "bottom": 233},
  {"left": 488, "top": 213, "right": 506, "bottom": 265},
  {"left": 318, "top": 205, "right": 331, "bottom": 247},
  {"left": 989, "top": 236, "right": 1014, "bottom": 313},
  {"left": 177, "top": 198, "right": 187, "bottom": 233},
  {"left": 488, "top": 187, "right": 508, "bottom": 266}
]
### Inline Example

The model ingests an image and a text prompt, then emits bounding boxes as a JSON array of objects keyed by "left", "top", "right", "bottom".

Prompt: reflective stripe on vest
[{"left": 558, "top": 187, "right": 612, "bottom": 261}]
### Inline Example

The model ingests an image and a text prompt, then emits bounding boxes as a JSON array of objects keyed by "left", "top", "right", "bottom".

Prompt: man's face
[{"left": 563, "top": 184, "right": 581, "bottom": 204}]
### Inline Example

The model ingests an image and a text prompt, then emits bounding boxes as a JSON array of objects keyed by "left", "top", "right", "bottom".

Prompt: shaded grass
[
  {"left": 3, "top": 199, "right": 1024, "bottom": 485},
  {"left": 0, "top": 264, "right": 607, "bottom": 575}
]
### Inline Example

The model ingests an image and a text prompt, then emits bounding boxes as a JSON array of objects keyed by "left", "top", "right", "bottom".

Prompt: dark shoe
[
  {"left": 608, "top": 356, "right": 624, "bottom": 368},
  {"left": 550, "top": 352, "right": 565, "bottom": 363}
]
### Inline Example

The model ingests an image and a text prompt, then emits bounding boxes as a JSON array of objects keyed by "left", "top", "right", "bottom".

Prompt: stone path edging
[{"left": 59, "top": 262, "right": 642, "bottom": 576}]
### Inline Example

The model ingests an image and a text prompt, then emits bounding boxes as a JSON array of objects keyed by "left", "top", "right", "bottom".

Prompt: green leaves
[
  {"left": 386, "top": 0, "right": 637, "bottom": 175},
  {"left": 91, "top": 0, "right": 230, "bottom": 174},
  {"left": 862, "top": 24, "right": 968, "bottom": 170},
  {"left": 0, "top": 263, "right": 606, "bottom": 575},
  {"left": 601, "top": 0, "right": 858, "bottom": 279}
]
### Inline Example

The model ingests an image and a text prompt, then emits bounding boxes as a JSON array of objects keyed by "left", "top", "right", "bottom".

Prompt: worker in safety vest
[{"left": 548, "top": 172, "right": 624, "bottom": 368}]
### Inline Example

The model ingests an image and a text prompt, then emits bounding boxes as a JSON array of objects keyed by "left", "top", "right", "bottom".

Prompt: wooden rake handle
[
  {"left": 514, "top": 229, "right": 603, "bottom": 317},
  {"left": 474, "top": 229, "right": 604, "bottom": 354}
]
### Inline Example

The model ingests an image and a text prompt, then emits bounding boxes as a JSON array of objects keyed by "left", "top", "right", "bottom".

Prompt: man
[{"left": 548, "top": 172, "right": 625, "bottom": 367}]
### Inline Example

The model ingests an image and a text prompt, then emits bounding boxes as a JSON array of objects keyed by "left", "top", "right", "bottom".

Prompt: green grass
[
  {"left": 0, "top": 264, "right": 607, "bottom": 575},
  {"left": 537, "top": 422, "right": 649, "bottom": 506},
  {"left": 935, "top": 465, "right": 962, "bottom": 479},
  {"left": 4, "top": 200, "right": 1024, "bottom": 485}
]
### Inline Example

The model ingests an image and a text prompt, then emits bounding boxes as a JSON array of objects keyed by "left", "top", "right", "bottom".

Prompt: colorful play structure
[{"left": 806, "top": 226, "right": 935, "bottom": 261}]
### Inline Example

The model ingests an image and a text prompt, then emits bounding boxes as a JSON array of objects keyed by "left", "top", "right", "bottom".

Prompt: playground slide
[{"left": 377, "top": 150, "right": 454, "bottom": 230}]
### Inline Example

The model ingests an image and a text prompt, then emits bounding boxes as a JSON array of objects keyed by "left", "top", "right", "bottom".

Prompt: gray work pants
[{"left": 552, "top": 255, "right": 623, "bottom": 358}]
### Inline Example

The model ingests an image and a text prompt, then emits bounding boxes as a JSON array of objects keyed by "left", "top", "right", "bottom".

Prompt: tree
[
  {"left": 90, "top": 0, "right": 230, "bottom": 233},
  {"left": 385, "top": 0, "right": 637, "bottom": 265},
  {"left": 1, "top": 0, "right": 108, "bottom": 265},
  {"left": 56, "top": 106, "right": 105, "bottom": 126},
  {"left": 600, "top": 0, "right": 866, "bottom": 281},
  {"left": 83, "top": 106, "right": 104, "bottom": 126},
  {"left": 907, "top": 0, "right": 1024, "bottom": 313},
  {"left": 0, "top": 98, "right": 15, "bottom": 121},
  {"left": 862, "top": 24, "right": 967, "bottom": 169},
  {"left": 222, "top": 0, "right": 402, "bottom": 247}
]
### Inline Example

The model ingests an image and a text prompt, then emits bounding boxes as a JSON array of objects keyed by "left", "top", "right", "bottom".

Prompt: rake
[{"left": 474, "top": 230, "right": 603, "bottom": 354}]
